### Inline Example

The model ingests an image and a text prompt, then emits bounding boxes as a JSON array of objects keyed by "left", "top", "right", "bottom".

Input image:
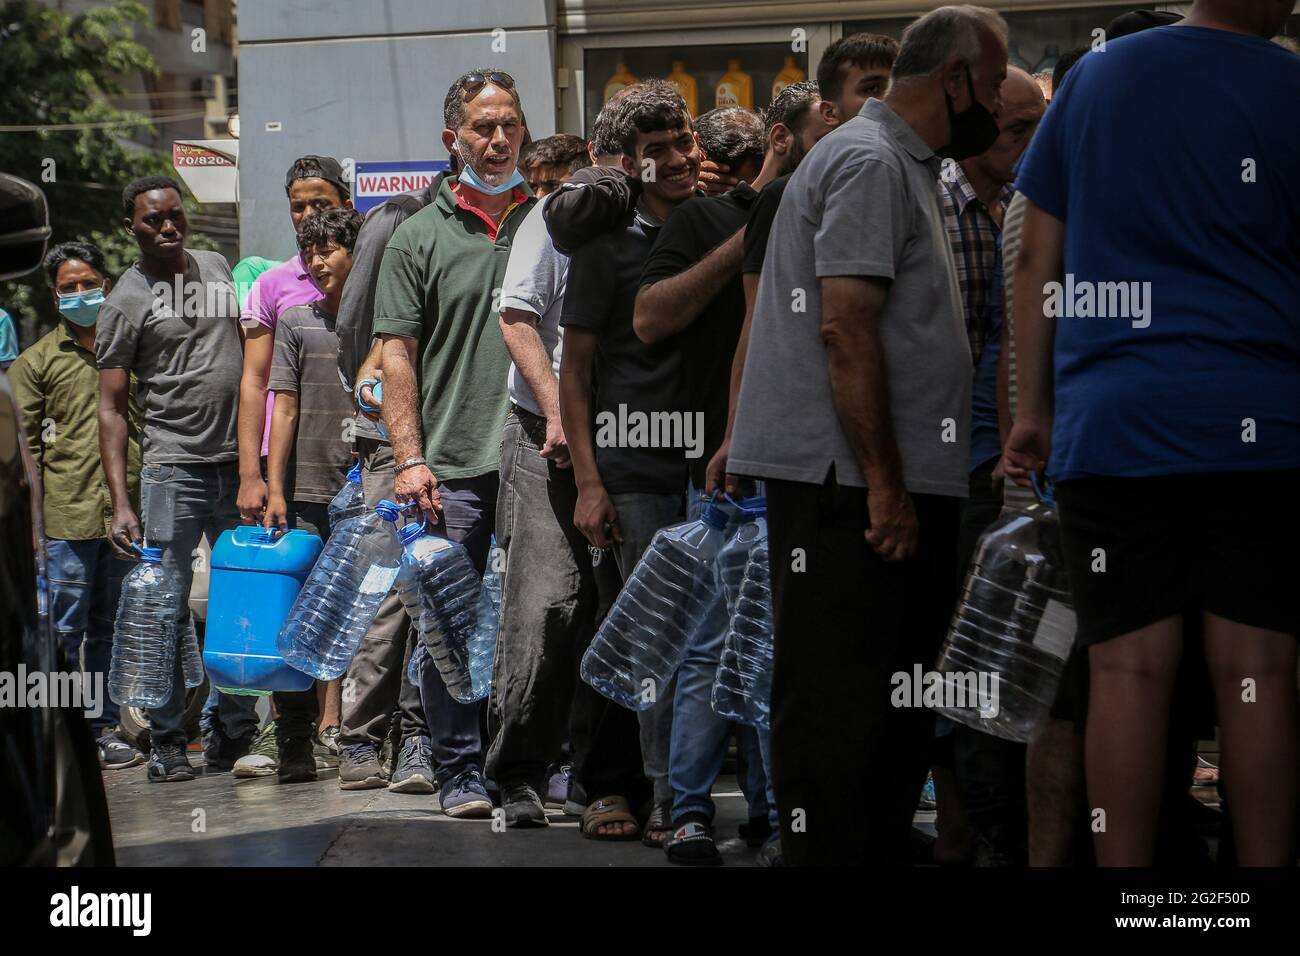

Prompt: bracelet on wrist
[{"left": 394, "top": 457, "right": 426, "bottom": 475}]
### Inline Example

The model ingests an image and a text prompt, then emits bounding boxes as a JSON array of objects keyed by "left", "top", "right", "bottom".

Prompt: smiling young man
[
  {"left": 549, "top": 80, "right": 700, "bottom": 844},
  {"left": 96, "top": 175, "right": 258, "bottom": 782},
  {"left": 10, "top": 241, "right": 142, "bottom": 769},
  {"left": 373, "top": 68, "right": 535, "bottom": 816}
]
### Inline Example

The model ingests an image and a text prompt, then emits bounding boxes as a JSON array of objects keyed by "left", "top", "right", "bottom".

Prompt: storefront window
[
  {"left": 846, "top": 5, "right": 1157, "bottom": 74},
  {"left": 583, "top": 43, "right": 810, "bottom": 135}
]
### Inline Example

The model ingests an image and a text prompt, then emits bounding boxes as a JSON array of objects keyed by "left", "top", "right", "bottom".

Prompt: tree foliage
[{"left": 0, "top": 0, "right": 215, "bottom": 343}]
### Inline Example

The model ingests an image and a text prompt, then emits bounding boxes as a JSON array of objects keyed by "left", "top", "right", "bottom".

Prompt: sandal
[
  {"left": 641, "top": 800, "right": 673, "bottom": 848},
  {"left": 580, "top": 795, "right": 641, "bottom": 841},
  {"left": 664, "top": 820, "right": 723, "bottom": 866}
]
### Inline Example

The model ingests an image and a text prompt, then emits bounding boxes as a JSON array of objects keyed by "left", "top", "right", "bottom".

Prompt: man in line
[
  {"left": 97, "top": 176, "right": 257, "bottom": 781},
  {"left": 630, "top": 103, "right": 771, "bottom": 864},
  {"left": 1005, "top": 0, "right": 1299, "bottom": 866},
  {"left": 551, "top": 80, "right": 700, "bottom": 843},
  {"left": 487, "top": 101, "right": 629, "bottom": 828},
  {"left": 375, "top": 68, "right": 535, "bottom": 816},
  {"left": 940, "top": 65, "right": 1045, "bottom": 867},
  {"left": 10, "top": 241, "right": 142, "bottom": 768},
  {"left": 518, "top": 133, "right": 591, "bottom": 199},
  {"left": 728, "top": 5, "right": 1008, "bottom": 864}
]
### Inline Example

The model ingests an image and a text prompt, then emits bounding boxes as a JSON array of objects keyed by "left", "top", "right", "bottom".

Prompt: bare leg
[
  {"left": 1086, "top": 616, "right": 1183, "bottom": 866},
  {"left": 1204, "top": 613, "right": 1297, "bottom": 866},
  {"left": 318, "top": 678, "right": 342, "bottom": 729},
  {"left": 1028, "top": 718, "right": 1084, "bottom": 865}
]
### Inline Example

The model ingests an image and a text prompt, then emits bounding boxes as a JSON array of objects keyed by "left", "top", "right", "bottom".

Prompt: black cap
[
  {"left": 284, "top": 154, "right": 350, "bottom": 200},
  {"left": 1106, "top": 10, "right": 1183, "bottom": 41}
]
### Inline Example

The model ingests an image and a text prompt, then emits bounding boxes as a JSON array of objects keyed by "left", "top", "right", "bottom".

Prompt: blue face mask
[
  {"left": 457, "top": 155, "right": 525, "bottom": 196},
  {"left": 57, "top": 287, "right": 106, "bottom": 327}
]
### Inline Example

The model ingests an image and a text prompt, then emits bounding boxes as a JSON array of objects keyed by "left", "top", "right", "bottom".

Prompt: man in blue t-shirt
[{"left": 1004, "top": 0, "right": 1300, "bottom": 866}]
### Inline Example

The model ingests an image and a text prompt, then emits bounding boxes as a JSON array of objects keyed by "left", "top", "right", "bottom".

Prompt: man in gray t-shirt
[
  {"left": 97, "top": 175, "right": 257, "bottom": 782},
  {"left": 726, "top": 7, "right": 1008, "bottom": 866}
]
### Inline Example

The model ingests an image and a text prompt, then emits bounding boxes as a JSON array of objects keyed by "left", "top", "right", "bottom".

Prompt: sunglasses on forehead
[{"left": 462, "top": 71, "right": 516, "bottom": 101}]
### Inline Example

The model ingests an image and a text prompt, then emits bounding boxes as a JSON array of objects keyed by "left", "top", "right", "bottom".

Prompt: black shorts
[{"left": 1054, "top": 469, "right": 1300, "bottom": 646}]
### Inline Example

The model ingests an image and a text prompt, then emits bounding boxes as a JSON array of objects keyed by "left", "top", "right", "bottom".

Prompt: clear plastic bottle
[
  {"left": 109, "top": 545, "right": 183, "bottom": 708},
  {"left": 464, "top": 543, "right": 503, "bottom": 702},
  {"left": 277, "top": 501, "right": 403, "bottom": 680},
  {"left": 581, "top": 500, "right": 729, "bottom": 710},
  {"left": 712, "top": 512, "right": 774, "bottom": 729},
  {"left": 932, "top": 499, "right": 1077, "bottom": 743},
  {"left": 180, "top": 615, "right": 204, "bottom": 689},
  {"left": 327, "top": 460, "right": 366, "bottom": 530},
  {"left": 393, "top": 521, "right": 481, "bottom": 701}
]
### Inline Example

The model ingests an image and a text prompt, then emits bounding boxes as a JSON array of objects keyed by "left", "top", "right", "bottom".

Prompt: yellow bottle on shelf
[
  {"left": 772, "top": 55, "right": 806, "bottom": 100},
  {"left": 604, "top": 62, "right": 639, "bottom": 104},
  {"left": 715, "top": 59, "right": 753, "bottom": 109},
  {"left": 666, "top": 60, "right": 698, "bottom": 117}
]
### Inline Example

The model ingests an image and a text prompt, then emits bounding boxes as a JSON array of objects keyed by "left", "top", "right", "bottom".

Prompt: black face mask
[{"left": 939, "top": 67, "right": 999, "bottom": 161}]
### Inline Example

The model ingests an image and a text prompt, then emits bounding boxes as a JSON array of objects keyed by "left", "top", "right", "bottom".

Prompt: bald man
[{"left": 938, "top": 65, "right": 1047, "bottom": 867}]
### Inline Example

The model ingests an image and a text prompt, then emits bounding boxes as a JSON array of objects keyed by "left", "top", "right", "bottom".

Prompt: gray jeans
[
  {"left": 485, "top": 409, "right": 605, "bottom": 789},
  {"left": 610, "top": 490, "right": 683, "bottom": 807}
]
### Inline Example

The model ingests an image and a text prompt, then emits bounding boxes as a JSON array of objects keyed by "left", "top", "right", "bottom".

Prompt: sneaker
[
  {"left": 314, "top": 724, "right": 340, "bottom": 769},
  {"left": 339, "top": 741, "right": 387, "bottom": 790},
  {"left": 503, "top": 783, "right": 548, "bottom": 828},
  {"left": 233, "top": 720, "right": 279, "bottom": 778},
  {"left": 388, "top": 735, "right": 436, "bottom": 794},
  {"left": 203, "top": 726, "right": 254, "bottom": 772},
  {"left": 278, "top": 736, "right": 318, "bottom": 784},
  {"left": 440, "top": 768, "right": 493, "bottom": 819},
  {"left": 544, "top": 764, "right": 572, "bottom": 809},
  {"left": 147, "top": 743, "right": 196, "bottom": 783},
  {"left": 756, "top": 830, "right": 784, "bottom": 867},
  {"left": 97, "top": 728, "right": 144, "bottom": 770},
  {"left": 738, "top": 815, "right": 774, "bottom": 849},
  {"left": 563, "top": 777, "right": 587, "bottom": 817}
]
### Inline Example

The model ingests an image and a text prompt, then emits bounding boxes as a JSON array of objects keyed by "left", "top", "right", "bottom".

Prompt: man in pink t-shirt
[{"left": 236, "top": 155, "right": 351, "bottom": 523}]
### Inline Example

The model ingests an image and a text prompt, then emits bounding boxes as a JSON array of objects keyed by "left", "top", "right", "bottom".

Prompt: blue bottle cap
[
  {"left": 700, "top": 501, "right": 728, "bottom": 531},
  {"left": 398, "top": 522, "right": 426, "bottom": 545},
  {"left": 136, "top": 545, "right": 163, "bottom": 562},
  {"left": 374, "top": 500, "right": 400, "bottom": 522},
  {"left": 346, "top": 461, "right": 362, "bottom": 483}
]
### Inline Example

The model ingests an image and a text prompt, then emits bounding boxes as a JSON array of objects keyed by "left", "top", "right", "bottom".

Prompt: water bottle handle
[
  {"left": 1030, "top": 470, "right": 1056, "bottom": 507},
  {"left": 399, "top": 501, "right": 426, "bottom": 534},
  {"left": 722, "top": 491, "right": 767, "bottom": 516},
  {"left": 357, "top": 377, "right": 382, "bottom": 413},
  {"left": 131, "top": 541, "right": 144, "bottom": 559}
]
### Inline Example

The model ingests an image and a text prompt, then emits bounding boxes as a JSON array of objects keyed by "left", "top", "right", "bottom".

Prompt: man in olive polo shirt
[
  {"left": 374, "top": 67, "right": 535, "bottom": 817},
  {"left": 9, "top": 240, "right": 142, "bottom": 767}
]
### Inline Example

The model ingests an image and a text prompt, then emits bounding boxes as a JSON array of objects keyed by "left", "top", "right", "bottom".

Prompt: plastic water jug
[
  {"left": 327, "top": 460, "right": 367, "bottom": 530},
  {"left": 581, "top": 499, "right": 729, "bottom": 710},
  {"left": 205, "top": 525, "right": 322, "bottom": 694},
  {"left": 278, "top": 501, "right": 403, "bottom": 680},
  {"left": 712, "top": 507, "right": 774, "bottom": 729},
  {"left": 932, "top": 479, "right": 1077, "bottom": 743},
  {"left": 109, "top": 545, "right": 183, "bottom": 708}
]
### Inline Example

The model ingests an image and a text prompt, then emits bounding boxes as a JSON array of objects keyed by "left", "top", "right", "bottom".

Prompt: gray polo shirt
[{"left": 729, "top": 98, "right": 970, "bottom": 497}]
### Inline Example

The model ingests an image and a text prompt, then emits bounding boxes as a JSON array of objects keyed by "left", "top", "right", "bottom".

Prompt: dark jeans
[
  {"left": 339, "top": 438, "right": 428, "bottom": 750},
  {"left": 140, "top": 461, "right": 259, "bottom": 747},
  {"left": 409, "top": 472, "right": 497, "bottom": 785},
  {"left": 953, "top": 459, "right": 1028, "bottom": 862},
  {"left": 46, "top": 538, "right": 130, "bottom": 734},
  {"left": 766, "top": 473, "right": 960, "bottom": 865},
  {"left": 270, "top": 500, "right": 327, "bottom": 740},
  {"left": 485, "top": 409, "right": 604, "bottom": 790}
]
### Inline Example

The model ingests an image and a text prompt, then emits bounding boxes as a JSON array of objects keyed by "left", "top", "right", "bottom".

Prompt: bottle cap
[
  {"left": 375, "top": 500, "right": 400, "bottom": 522},
  {"left": 136, "top": 545, "right": 163, "bottom": 563},
  {"left": 700, "top": 501, "right": 728, "bottom": 531},
  {"left": 398, "top": 522, "right": 426, "bottom": 545}
]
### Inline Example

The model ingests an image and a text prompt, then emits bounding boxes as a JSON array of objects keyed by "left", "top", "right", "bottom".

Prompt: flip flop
[{"left": 580, "top": 795, "right": 641, "bottom": 841}]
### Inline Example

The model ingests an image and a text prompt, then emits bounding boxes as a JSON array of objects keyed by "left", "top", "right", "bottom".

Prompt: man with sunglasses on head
[{"left": 372, "top": 68, "right": 536, "bottom": 817}]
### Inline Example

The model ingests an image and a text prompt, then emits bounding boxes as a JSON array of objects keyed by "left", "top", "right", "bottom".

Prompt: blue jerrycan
[{"left": 205, "top": 526, "right": 323, "bottom": 694}]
